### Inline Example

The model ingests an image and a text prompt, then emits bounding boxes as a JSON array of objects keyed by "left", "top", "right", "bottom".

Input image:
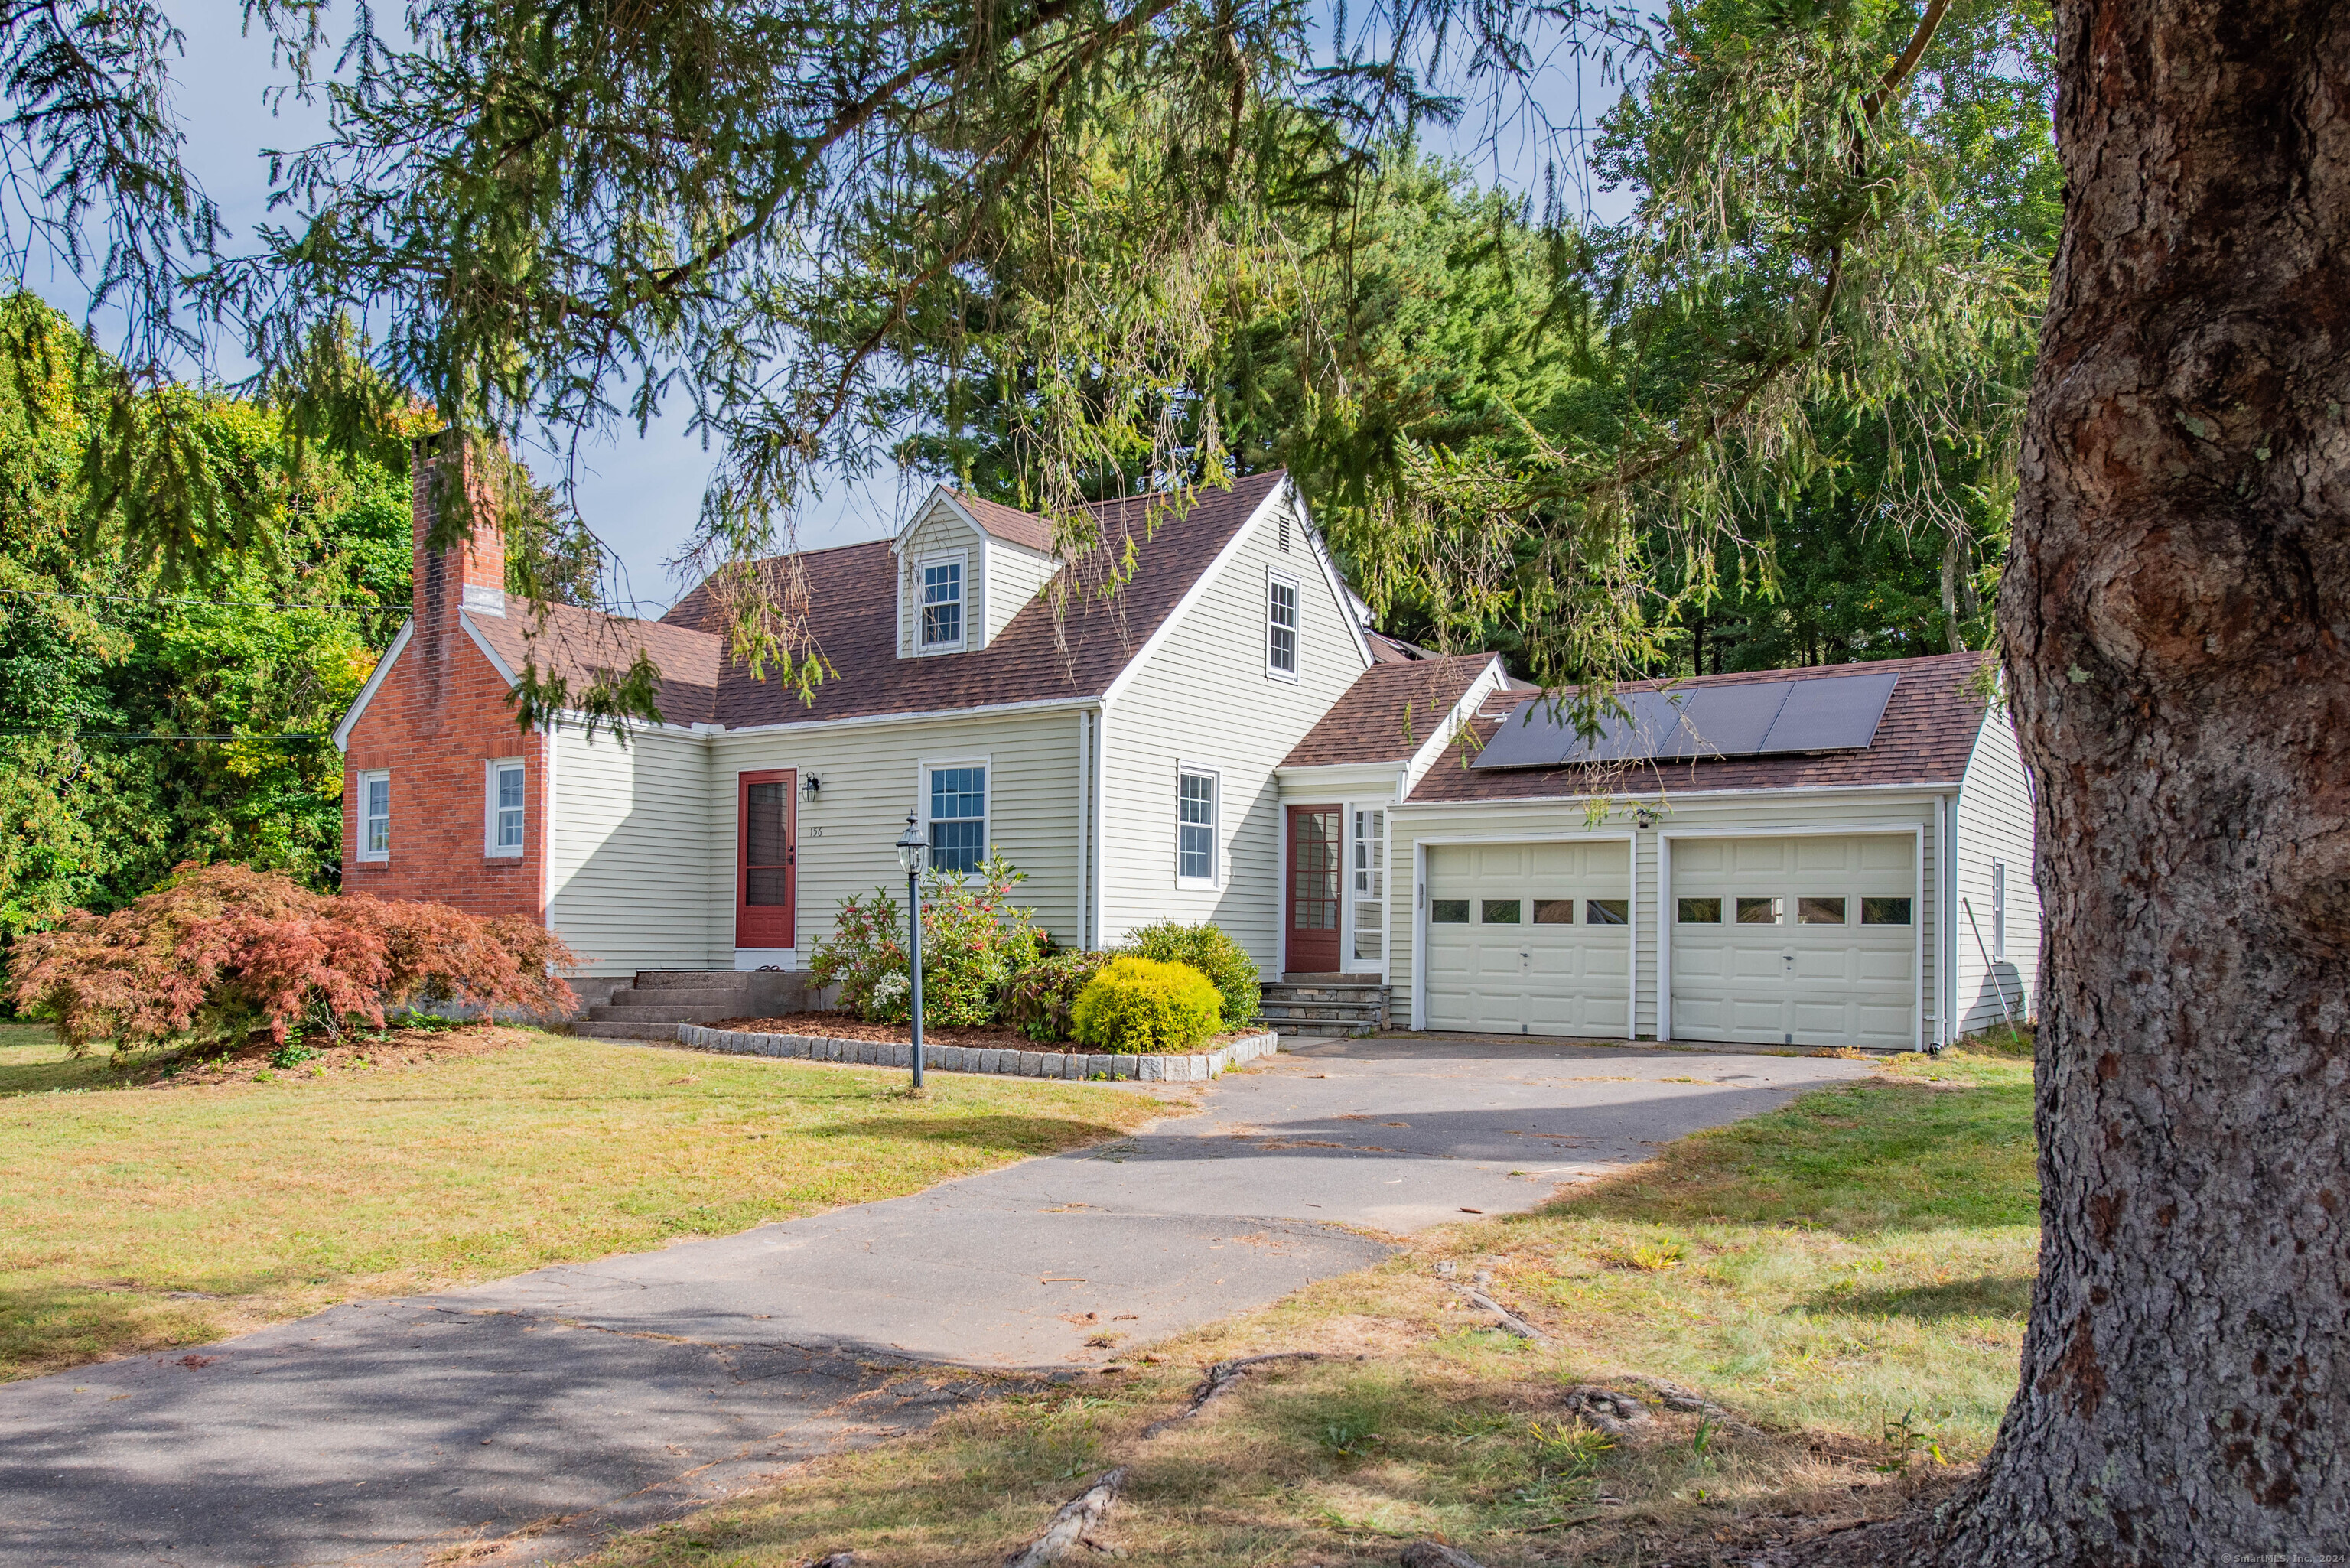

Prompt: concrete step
[
  {"left": 632, "top": 971, "right": 753, "bottom": 991},
  {"left": 1263, "top": 989, "right": 1385, "bottom": 1006},
  {"left": 1257, "top": 1005, "right": 1383, "bottom": 1024},
  {"left": 1262, "top": 1019, "right": 1375, "bottom": 1039},
  {"left": 574, "top": 1020, "right": 691, "bottom": 1042},
  {"left": 604, "top": 987, "right": 750, "bottom": 1010},
  {"left": 585, "top": 1000, "right": 744, "bottom": 1024}
]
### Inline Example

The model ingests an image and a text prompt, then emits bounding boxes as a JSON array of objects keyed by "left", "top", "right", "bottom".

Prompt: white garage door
[
  {"left": 1668, "top": 834, "right": 1917, "bottom": 1049},
  {"left": 1424, "top": 841, "right": 1632, "bottom": 1038}
]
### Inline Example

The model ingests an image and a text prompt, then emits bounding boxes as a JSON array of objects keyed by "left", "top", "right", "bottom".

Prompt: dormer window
[{"left": 919, "top": 555, "right": 965, "bottom": 649}]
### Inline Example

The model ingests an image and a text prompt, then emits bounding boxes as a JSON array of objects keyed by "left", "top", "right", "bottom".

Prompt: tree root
[
  {"left": 1139, "top": 1352, "right": 1347, "bottom": 1439},
  {"left": 1001, "top": 1468, "right": 1127, "bottom": 1568},
  {"left": 1451, "top": 1285, "right": 1549, "bottom": 1342}
]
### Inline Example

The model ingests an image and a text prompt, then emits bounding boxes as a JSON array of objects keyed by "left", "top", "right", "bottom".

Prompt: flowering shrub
[
  {"left": 808, "top": 855, "right": 1046, "bottom": 1027},
  {"left": 1070, "top": 955, "right": 1223, "bottom": 1053},
  {"left": 1122, "top": 919, "right": 1261, "bottom": 1028},
  {"left": 1000, "top": 949, "right": 1113, "bottom": 1043},
  {"left": 7, "top": 862, "right": 578, "bottom": 1054}
]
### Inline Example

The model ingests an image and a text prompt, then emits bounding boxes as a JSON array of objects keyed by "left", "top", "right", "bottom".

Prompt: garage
[
  {"left": 1667, "top": 832, "right": 1919, "bottom": 1049},
  {"left": 1424, "top": 840, "right": 1632, "bottom": 1037}
]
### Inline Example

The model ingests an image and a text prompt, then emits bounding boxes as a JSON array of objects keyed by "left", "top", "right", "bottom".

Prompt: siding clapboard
[
  {"left": 1952, "top": 707, "right": 2041, "bottom": 1033},
  {"left": 708, "top": 708, "right": 1087, "bottom": 959},
  {"left": 548, "top": 723, "right": 715, "bottom": 974},
  {"left": 1099, "top": 493, "right": 1367, "bottom": 968}
]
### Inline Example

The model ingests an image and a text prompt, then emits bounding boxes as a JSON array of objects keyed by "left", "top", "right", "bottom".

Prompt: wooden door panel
[
  {"left": 1286, "top": 805, "right": 1342, "bottom": 974},
  {"left": 736, "top": 769, "right": 796, "bottom": 948}
]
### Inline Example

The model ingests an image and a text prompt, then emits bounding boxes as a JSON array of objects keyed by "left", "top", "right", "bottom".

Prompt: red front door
[
  {"left": 1286, "top": 805, "right": 1343, "bottom": 974},
  {"left": 736, "top": 770, "right": 796, "bottom": 948}
]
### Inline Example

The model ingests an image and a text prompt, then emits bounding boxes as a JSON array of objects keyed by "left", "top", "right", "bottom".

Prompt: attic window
[
  {"left": 1266, "top": 570, "right": 1300, "bottom": 680},
  {"left": 920, "top": 558, "right": 963, "bottom": 648}
]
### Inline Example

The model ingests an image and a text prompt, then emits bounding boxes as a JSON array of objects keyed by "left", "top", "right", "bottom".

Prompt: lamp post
[{"left": 894, "top": 814, "right": 928, "bottom": 1091}]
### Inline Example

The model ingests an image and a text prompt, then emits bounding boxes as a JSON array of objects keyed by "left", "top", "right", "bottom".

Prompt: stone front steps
[
  {"left": 1255, "top": 974, "right": 1389, "bottom": 1039},
  {"left": 674, "top": 1023, "right": 1280, "bottom": 1082},
  {"left": 574, "top": 970, "right": 809, "bottom": 1041}
]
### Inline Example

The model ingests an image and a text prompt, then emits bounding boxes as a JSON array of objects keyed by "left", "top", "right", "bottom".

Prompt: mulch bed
[
  {"left": 710, "top": 1010, "right": 1258, "bottom": 1057},
  {"left": 112, "top": 1023, "right": 539, "bottom": 1090}
]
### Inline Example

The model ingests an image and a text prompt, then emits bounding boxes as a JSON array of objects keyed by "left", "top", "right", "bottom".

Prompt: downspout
[
  {"left": 1938, "top": 792, "right": 1957, "bottom": 1046},
  {"left": 1076, "top": 708, "right": 1094, "bottom": 949}
]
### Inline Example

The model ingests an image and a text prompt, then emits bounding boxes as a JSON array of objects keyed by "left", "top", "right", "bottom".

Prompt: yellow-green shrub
[{"left": 1069, "top": 956, "right": 1222, "bottom": 1054}]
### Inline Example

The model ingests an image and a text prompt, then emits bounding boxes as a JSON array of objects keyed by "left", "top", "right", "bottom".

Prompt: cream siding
[
  {"left": 1952, "top": 708, "right": 2039, "bottom": 1033},
  {"left": 896, "top": 501, "right": 985, "bottom": 657},
  {"left": 985, "top": 538, "right": 1059, "bottom": 645},
  {"left": 1390, "top": 789, "right": 1954, "bottom": 1046},
  {"left": 708, "top": 708, "right": 1088, "bottom": 962},
  {"left": 1099, "top": 498, "right": 1368, "bottom": 968},
  {"left": 546, "top": 723, "right": 717, "bottom": 974}
]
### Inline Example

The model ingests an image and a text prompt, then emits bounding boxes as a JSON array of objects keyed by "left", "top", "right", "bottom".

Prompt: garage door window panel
[
  {"left": 1737, "top": 896, "right": 1784, "bottom": 924},
  {"left": 1481, "top": 899, "right": 1522, "bottom": 924},
  {"left": 1798, "top": 896, "right": 1847, "bottom": 926},
  {"left": 1587, "top": 899, "right": 1629, "bottom": 926},
  {"left": 1431, "top": 899, "right": 1470, "bottom": 924},
  {"left": 1533, "top": 899, "right": 1576, "bottom": 924},
  {"left": 1862, "top": 896, "right": 1912, "bottom": 925},
  {"left": 1678, "top": 897, "right": 1720, "bottom": 923}
]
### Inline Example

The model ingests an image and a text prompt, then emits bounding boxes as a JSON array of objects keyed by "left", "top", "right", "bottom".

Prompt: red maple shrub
[{"left": 8, "top": 863, "right": 578, "bottom": 1053}]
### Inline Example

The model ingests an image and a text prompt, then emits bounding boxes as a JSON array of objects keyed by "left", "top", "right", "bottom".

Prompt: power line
[
  {"left": 0, "top": 732, "right": 330, "bottom": 743},
  {"left": 0, "top": 588, "right": 395, "bottom": 612}
]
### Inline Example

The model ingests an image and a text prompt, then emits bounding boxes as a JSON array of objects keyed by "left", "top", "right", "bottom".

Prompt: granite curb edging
[{"left": 674, "top": 1023, "right": 1281, "bottom": 1082}]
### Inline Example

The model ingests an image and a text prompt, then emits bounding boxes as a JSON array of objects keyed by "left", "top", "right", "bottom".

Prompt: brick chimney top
[{"left": 412, "top": 432, "right": 506, "bottom": 627}]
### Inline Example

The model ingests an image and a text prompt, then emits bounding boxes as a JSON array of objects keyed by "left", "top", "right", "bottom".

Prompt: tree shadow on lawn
[
  {"left": 0, "top": 1280, "right": 229, "bottom": 1382},
  {"left": 1811, "top": 1272, "right": 2036, "bottom": 1322},
  {"left": 1531, "top": 1075, "right": 2039, "bottom": 1236},
  {"left": 812, "top": 1113, "right": 1143, "bottom": 1156}
]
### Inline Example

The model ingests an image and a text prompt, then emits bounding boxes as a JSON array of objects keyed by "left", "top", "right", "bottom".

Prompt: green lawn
[
  {"left": 0, "top": 1022, "right": 1164, "bottom": 1381},
  {"left": 572, "top": 1046, "right": 2036, "bottom": 1568}
]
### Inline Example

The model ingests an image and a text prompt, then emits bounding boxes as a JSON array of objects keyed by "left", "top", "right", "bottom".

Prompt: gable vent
[{"left": 1278, "top": 512, "right": 1291, "bottom": 552}]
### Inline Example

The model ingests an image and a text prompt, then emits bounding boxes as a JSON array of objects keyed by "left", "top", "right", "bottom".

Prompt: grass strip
[{"left": 0, "top": 1022, "right": 1165, "bottom": 1381}]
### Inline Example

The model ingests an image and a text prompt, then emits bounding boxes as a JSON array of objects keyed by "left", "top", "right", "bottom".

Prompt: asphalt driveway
[{"left": 0, "top": 1035, "right": 1873, "bottom": 1566}]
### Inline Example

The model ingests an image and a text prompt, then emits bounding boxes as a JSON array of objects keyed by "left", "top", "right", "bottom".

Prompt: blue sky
[{"left": 28, "top": 0, "right": 1646, "bottom": 613}]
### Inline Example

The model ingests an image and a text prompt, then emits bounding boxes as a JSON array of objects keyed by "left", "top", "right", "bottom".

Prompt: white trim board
[{"left": 332, "top": 617, "right": 415, "bottom": 750}]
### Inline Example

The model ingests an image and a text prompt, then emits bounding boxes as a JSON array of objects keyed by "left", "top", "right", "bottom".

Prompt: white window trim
[
  {"left": 356, "top": 769, "right": 390, "bottom": 863},
  {"left": 485, "top": 756, "right": 526, "bottom": 858},
  {"left": 911, "top": 548, "right": 970, "bottom": 655},
  {"left": 1265, "top": 565, "right": 1301, "bottom": 683},
  {"left": 1174, "top": 762, "right": 1221, "bottom": 889},
  {"left": 916, "top": 754, "right": 991, "bottom": 874}
]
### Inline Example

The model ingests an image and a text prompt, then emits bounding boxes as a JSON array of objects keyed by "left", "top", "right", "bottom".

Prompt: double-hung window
[
  {"left": 919, "top": 556, "right": 964, "bottom": 649},
  {"left": 927, "top": 764, "right": 987, "bottom": 873},
  {"left": 1266, "top": 570, "right": 1299, "bottom": 679},
  {"left": 358, "top": 770, "right": 390, "bottom": 862},
  {"left": 487, "top": 759, "right": 525, "bottom": 857},
  {"left": 1177, "top": 768, "right": 1218, "bottom": 885}
]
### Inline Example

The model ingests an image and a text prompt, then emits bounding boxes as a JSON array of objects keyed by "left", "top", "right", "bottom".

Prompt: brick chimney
[{"left": 412, "top": 431, "right": 506, "bottom": 634}]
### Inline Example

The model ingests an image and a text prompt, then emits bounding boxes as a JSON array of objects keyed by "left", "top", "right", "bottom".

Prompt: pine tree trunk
[{"left": 1939, "top": 2, "right": 2350, "bottom": 1560}]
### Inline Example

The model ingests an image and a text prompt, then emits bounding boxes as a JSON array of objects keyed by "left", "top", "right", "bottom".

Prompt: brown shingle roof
[
  {"left": 467, "top": 600, "right": 722, "bottom": 726},
  {"left": 950, "top": 492, "right": 1059, "bottom": 553},
  {"left": 1407, "top": 652, "right": 1994, "bottom": 802},
  {"left": 1281, "top": 655, "right": 1498, "bottom": 766},
  {"left": 659, "top": 472, "right": 1286, "bottom": 728}
]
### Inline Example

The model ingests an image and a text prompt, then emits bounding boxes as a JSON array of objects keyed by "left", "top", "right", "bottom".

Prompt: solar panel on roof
[{"left": 1470, "top": 669, "right": 1899, "bottom": 769}]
